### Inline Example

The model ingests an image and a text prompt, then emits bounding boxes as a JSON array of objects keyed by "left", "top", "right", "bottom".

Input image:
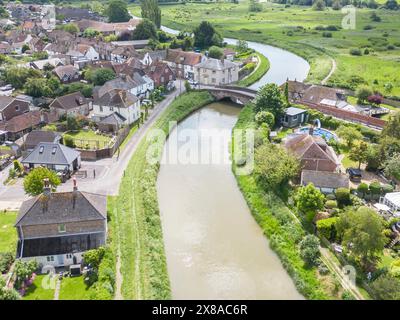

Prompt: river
[{"left": 157, "top": 26, "right": 309, "bottom": 299}]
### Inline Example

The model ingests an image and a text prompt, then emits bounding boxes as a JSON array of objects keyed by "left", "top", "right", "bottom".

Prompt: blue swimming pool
[{"left": 299, "top": 127, "right": 338, "bottom": 141}]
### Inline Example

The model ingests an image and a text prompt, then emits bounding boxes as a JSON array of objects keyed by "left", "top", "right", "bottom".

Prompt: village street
[{"left": 0, "top": 80, "right": 185, "bottom": 210}]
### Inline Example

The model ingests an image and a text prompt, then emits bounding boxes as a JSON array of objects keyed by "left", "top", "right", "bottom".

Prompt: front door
[{"left": 57, "top": 255, "right": 64, "bottom": 267}]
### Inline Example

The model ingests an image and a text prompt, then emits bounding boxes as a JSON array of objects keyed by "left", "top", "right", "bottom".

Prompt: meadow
[{"left": 130, "top": 1, "right": 400, "bottom": 97}]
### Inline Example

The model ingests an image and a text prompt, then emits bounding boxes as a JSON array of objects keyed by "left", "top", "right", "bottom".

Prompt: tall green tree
[
  {"left": 336, "top": 207, "right": 386, "bottom": 267},
  {"left": 299, "top": 235, "right": 321, "bottom": 266},
  {"left": 140, "top": 0, "right": 161, "bottom": 29},
  {"left": 254, "top": 83, "right": 286, "bottom": 119},
  {"left": 349, "top": 140, "right": 369, "bottom": 169},
  {"left": 193, "top": 21, "right": 223, "bottom": 49},
  {"left": 382, "top": 111, "right": 400, "bottom": 139},
  {"left": 107, "top": 0, "right": 131, "bottom": 23},
  {"left": 384, "top": 153, "right": 400, "bottom": 180},
  {"left": 337, "top": 125, "right": 363, "bottom": 148},
  {"left": 23, "top": 167, "right": 61, "bottom": 196},
  {"left": 132, "top": 19, "right": 158, "bottom": 40},
  {"left": 294, "top": 183, "right": 325, "bottom": 219}
]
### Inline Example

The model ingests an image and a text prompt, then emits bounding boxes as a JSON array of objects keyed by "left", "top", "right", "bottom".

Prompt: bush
[
  {"left": 322, "top": 32, "right": 332, "bottom": 38},
  {"left": 369, "top": 181, "right": 382, "bottom": 195},
  {"left": 255, "top": 111, "right": 275, "bottom": 128},
  {"left": 299, "top": 235, "right": 321, "bottom": 266},
  {"left": 0, "top": 252, "right": 14, "bottom": 274},
  {"left": 357, "top": 183, "right": 369, "bottom": 198},
  {"left": 342, "top": 290, "right": 356, "bottom": 300},
  {"left": 325, "top": 200, "right": 338, "bottom": 209},
  {"left": 382, "top": 184, "right": 394, "bottom": 194},
  {"left": 316, "top": 217, "right": 338, "bottom": 240},
  {"left": 349, "top": 48, "right": 362, "bottom": 56},
  {"left": 63, "top": 135, "right": 75, "bottom": 148},
  {"left": 335, "top": 188, "right": 351, "bottom": 207}
]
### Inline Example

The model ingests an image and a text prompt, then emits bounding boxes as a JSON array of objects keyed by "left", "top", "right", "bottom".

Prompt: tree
[
  {"left": 313, "top": 0, "right": 326, "bottom": 10},
  {"left": 193, "top": 21, "right": 222, "bottom": 49},
  {"left": 14, "top": 260, "right": 38, "bottom": 289},
  {"left": 370, "top": 274, "right": 400, "bottom": 300},
  {"left": 21, "top": 43, "right": 30, "bottom": 53},
  {"left": 83, "top": 247, "right": 106, "bottom": 269},
  {"left": 249, "top": 0, "right": 263, "bottom": 12},
  {"left": 349, "top": 140, "right": 368, "bottom": 169},
  {"left": 66, "top": 115, "right": 81, "bottom": 131},
  {"left": 382, "top": 112, "right": 400, "bottom": 139},
  {"left": 132, "top": 19, "right": 158, "bottom": 40},
  {"left": 208, "top": 46, "right": 223, "bottom": 59},
  {"left": 335, "top": 187, "right": 351, "bottom": 207},
  {"left": 140, "top": 0, "right": 161, "bottom": 28},
  {"left": 355, "top": 85, "right": 373, "bottom": 104},
  {"left": 24, "top": 78, "right": 52, "bottom": 97},
  {"left": 384, "top": 153, "right": 400, "bottom": 180},
  {"left": 255, "top": 142, "right": 299, "bottom": 188},
  {"left": 294, "top": 183, "right": 325, "bottom": 220},
  {"left": 385, "top": 0, "right": 399, "bottom": 10},
  {"left": 254, "top": 83, "right": 285, "bottom": 119},
  {"left": 368, "top": 94, "right": 383, "bottom": 106},
  {"left": 62, "top": 23, "right": 79, "bottom": 34},
  {"left": 23, "top": 167, "right": 61, "bottom": 196},
  {"left": 236, "top": 39, "right": 248, "bottom": 53},
  {"left": 90, "top": 68, "right": 116, "bottom": 86},
  {"left": 357, "top": 182, "right": 369, "bottom": 198},
  {"left": 299, "top": 235, "right": 321, "bottom": 266},
  {"left": 83, "top": 28, "right": 99, "bottom": 38},
  {"left": 284, "top": 81, "right": 289, "bottom": 105},
  {"left": 3, "top": 67, "right": 42, "bottom": 89},
  {"left": 255, "top": 111, "right": 275, "bottom": 128},
  {"left": 107, "top": 0, "right": 131, "bottom": 23},
  {"left": 336, "top": 207, "right": 386, "bottom": 266},
  {"left": 337, "top": 125, "right": 362, "bottom": 148},
  {"left": 332, "top": 0, "right": 341, "bottom": 9}
]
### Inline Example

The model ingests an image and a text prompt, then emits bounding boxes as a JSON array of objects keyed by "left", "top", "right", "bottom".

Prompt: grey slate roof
[
  {"left": 15, "top": 191, "right": 107, "bottom": 227},
  {"left": 21, "top": 142, "right": 80, "bottom": 166},
  {"left": 301, "top": 170, "right": 349, "bottom": 189},
  {"left": 195, "top": 58, "right": 238, "bottom": 70},
  {"left": 24, "top": 130, "right": 62, "bottom": 149},
  {"left": 99, "top": 112, "right": 126, "bottom": 125},
  {"left": 285, "top": 107, "right": 307, "bottom": 116}
]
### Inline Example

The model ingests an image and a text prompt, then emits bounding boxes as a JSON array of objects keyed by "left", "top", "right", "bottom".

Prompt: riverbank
[
  {"left": 237, "top": 52, "right": 270, "bottom": 87},
  {"left": 231, "top": 105, "right": 333, "bottom": 300},
  {"left": 110, "top": 91, "right": 214, "bottom": 299}
]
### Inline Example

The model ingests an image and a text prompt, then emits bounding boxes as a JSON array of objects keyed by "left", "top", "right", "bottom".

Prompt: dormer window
[
  {"left": 58, "top": 224, "right": 66, "bottom": 233},
  {"left": 52, "top": 146, "right": 57, "bottom": 154},
  {"left": 39, "top": 146, "right": 44, "bottom": 154}
]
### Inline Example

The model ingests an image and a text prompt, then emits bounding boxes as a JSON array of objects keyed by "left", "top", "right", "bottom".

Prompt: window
[
  {"left": 212, "top": 78, "right": 216, "bottom": 84},
  {"left": 161, "top": 76, "right": 164, "bottom": 82},
  {"left": 212, "top": 70, "right": 216, "bottom": 74},
  {"left": 100, "top": 106, "right": 103, "bottom": 112},
  {"left": 15, "top": 105, "right": 19, "bottom": 111},
  {"left": 293, "top": 115, "right": 298, "bottom": 120},
  {"left": 39, "top": 146, "right": 44, "bottom": 154},
  {"left": 58, "top": 224, "right": 66, "bottom": 233},
  {"left": 51, "top": 146, "right": 57, "bottom": 154},
  {"left": 47, "top": 256, "right": 54, "bottom": 262},
  {"left": 110, "top": 106, "right": 114, "bottom": 111}
]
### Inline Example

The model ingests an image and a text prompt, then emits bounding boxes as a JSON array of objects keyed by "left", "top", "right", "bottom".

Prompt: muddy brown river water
[{"left": 157, "top": 102, "right": 304, "bottom": 299}]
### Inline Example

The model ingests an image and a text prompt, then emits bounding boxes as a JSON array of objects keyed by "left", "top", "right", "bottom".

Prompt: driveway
[{"left": 0, "top": 80, "right": 186, "bottom": 209}]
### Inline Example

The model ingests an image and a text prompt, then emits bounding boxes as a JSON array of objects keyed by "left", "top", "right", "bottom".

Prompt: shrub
[
  {"left": 382, "top": 184, "right": 394, "bottom": 194},
  {"left": 342, "top": 290, "right": 356, "bottom": 300},
  {"left": 335, "top": 188, "right": 351, "bottom": 207},
  {"left": 369, "top": 181, "right": 382, "bottom": 195},
  {"left": 349, "top": 48, "right": 362, "bottom": 56},
  {"left": 363, "top": 25, "right": 374, "bottom": 30},
  {"left": 322, "top": 32, "right": 332, "bottom": 38},
  {"left": 299, "top": 235, "right": 321, "bottom": 266},
  {"left": 0, "top": 252, "right": 14, "bottom": 274},
  {"left": 325, "top": 200, "right": 338, "bottom": 209},
  {"left": 357, "top": 183, "right": 369, "bottom": 198},
  {"left": 316, "top": 217, "right": 338, "bottom": 240},
  {"left": 255, "top": 111, "right": 275, "bottom": 128},
  {"left": 63, "top": 135, "right": 75, "bottom": 148}
]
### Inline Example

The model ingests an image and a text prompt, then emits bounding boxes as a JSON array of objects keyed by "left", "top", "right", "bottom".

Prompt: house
[
  {"left": 284, "top": 133, "right": 340, "bottom": 172},
  {"left": 52, "top": 65, "right": 80, "bottom": 83},
  {"left": 223, "top": 48, "right": 236, "bottom": 61},
  {"left": 0, "top": 110, "right": 59, "bottom": 141},
  {"left": 30, "top": 58, "right": 64, "bottom": 70},
  {"left": 164, "top": 49, "right": 204, "bottom": 80},
  {"left": 110, "top": 46, "right": 137, "bottom": 64},
  {"left": 111, "top": 40, "right": 149, "bottom": 50},
  {"left": 301, "top": 170, "right": 349, "bottom": 194},
  {"left": 194, "top": 58, "right": 239, "bottom": 85},
  {"left": 22, "top": 130, "right": 62, "bottom": 152},
  {"left": 282, "top": 107, "right": 308, "bottom": 128},
  {"left": 21, "top": 142, "right": 81, "bottom": 172},
  {"left": 380, "top": 192, "right": 400, "bottom": 216},
  {"left": 67, "top": 44, "right": 99, "bottom": 62},
  {"left": 93, "top": 87, "right": 140, "bottom": 125},
  {"left": 100, "top": 73, "right": 154, "bottom": 100},
  {"left": 49, "top": 92, "right": 91, "bottom": 117},
  {"left": 15, "top": 180, "right": 107, "bottom": 268},
  {"left": 97, "top": 112, "right": 126, "bottom": 133},
  {"left": 0, "top": 96, "right": 30, "bottom": 121},
  {"left": 145, "top": 61, "right": 175, "bottom": 88},
  {"left": 76, "top": 19, "right": 141, "bottom": 36},
  {"left": 141, "top": 50, "right": 167, "bottom": 66}
]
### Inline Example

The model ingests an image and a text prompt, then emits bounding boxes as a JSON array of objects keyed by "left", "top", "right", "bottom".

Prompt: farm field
[{"left": 130, "top": 1, "right": 400, "bottom": 97}]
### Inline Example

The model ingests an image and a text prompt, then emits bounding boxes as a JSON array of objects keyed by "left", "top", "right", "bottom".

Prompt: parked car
[{"left": 346, "top": 167, "right": 362, "bottom": 182}]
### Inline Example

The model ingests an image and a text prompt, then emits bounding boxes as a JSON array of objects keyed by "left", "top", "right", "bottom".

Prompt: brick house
[
  {"left": 284, "top": 133, "right": 340, "bottom": 172},
  {"left": 15, "top": 180, "right": 107, "bottom": 268},
  {"left": 164, "top": 48, "right": 204, "bottom": 80},
  {"left": 0, "top": 96, "right": 30, "bottom": 122},
  {"left": 145, "top": 61, "right": 175, "bottom": 88}
]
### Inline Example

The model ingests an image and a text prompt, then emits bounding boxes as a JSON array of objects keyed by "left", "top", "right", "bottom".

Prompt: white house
[
  {"left": 93, "top": 87, "right": 140, "bottom": 125},
  {"left": 380, "top": 192, "right": 400, "bottom": 216},
  {"left": 67, "top": 44, "right": 99, "bottom": 62},
  {"left": 194, "top": 58, "right": 239, "bottom": 85},
  {"left": 100, "top": 73, "right": 154, "bottom": 100}
]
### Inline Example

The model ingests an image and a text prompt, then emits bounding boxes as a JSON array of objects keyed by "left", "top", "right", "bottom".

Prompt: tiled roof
[
  {"left": 165, "top": 49, "right": 203, "bottom": 66},
  {"left": 49, "top": 92, "right": 88, "bottom": 111},
  {"left": 0, "top": 110, "right": 58, "bottom": 133},
  {"left": 195, "top": 58, "right": 238, "bottom": 70},
  {"left": 301, "top": 170, "right": 349, "bottom": 189},
  {"left": 53, "top": 65, "right": 79, "bottom": 79},
  {"left": 94, "top": 88, "right": 138, "bottom": 108},
  {"left": 21, "top": 142, "right": 80, "bottom": 166}
]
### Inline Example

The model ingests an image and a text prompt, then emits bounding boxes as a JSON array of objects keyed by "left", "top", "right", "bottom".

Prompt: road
[{"left": 0, "top": 80, "right": 186, "bottom": 209}]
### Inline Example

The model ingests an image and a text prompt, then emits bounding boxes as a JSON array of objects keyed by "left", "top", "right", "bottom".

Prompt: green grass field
[
  {"left": 59, "top": 276, "right": 91, "bottom": 300},
  {"left": 130, "top": 1, "right": 400, "bottom": 97},
  {"left": 23, "top": 275, "right": 55, "bottom": 300},
  {"left": 64, "top": 130, "right": 112, "bottom": 149},
  {"left": 0, "top": 211, "right": 17, "bottom": 253}
]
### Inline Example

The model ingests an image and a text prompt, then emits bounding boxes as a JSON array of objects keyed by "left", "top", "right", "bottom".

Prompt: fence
[
  {"left": 301, "top": 101, "right": 387, "bottom": 129},
  {"left": 77, "top": 126, "right": 131, "bottom": 161}
]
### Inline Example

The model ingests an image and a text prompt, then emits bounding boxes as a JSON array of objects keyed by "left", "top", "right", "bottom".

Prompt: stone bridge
[{"left": 201, "top": 85, "right": 257, "bottom": 105}]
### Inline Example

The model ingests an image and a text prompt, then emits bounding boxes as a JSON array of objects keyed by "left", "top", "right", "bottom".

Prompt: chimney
[{"left": 72, "top": 177, "right": 77, "bottom": 209}]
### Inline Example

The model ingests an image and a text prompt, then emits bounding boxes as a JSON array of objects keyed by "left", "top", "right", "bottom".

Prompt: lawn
[
  {"left": 0, "top": 211, "right": 17, "bottom": 253},
  {"left": 130, "top": 2, "right": 400, "bottom": 97},
  {"left": 64, "top": 130, "right": 112, "bottom": 150},
  {"left": 23, "top": 274, "right": 55, "bottom": 300},
  {"left": 237, "top": 52, "right": 270, "bottom": 87},
  {"left": 110, "top": 91, "right": 214, "bottom": 299},
  {"left": 59, "top": 276, "right": 91, "bottom": 300}
]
